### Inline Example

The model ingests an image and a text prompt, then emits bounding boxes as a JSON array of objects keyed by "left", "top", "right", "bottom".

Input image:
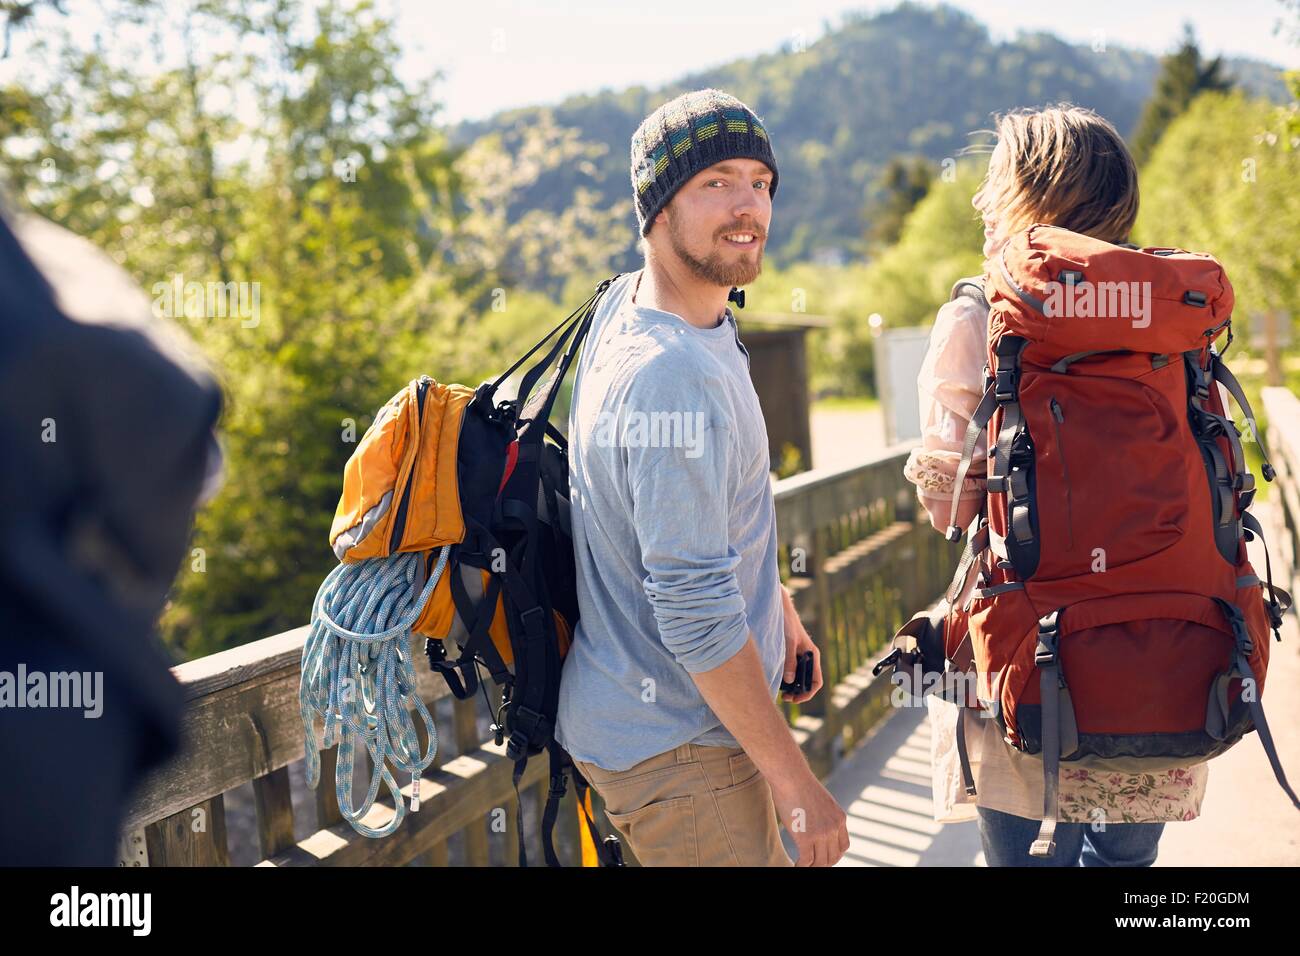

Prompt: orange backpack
[
  {"left": 322, "top": 275, "right": 626, "bottom": 865},
  {"left": 881, "top": 225, "right": 1297, "bottom": 857},
  {"left": 327, "top": 375, "right": 534, "bottom": 676}
]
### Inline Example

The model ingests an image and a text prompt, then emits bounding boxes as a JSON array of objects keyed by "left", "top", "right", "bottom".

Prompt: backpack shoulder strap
[
  {"left": 937, "top": 276, "right": 994, "bottom": 542},
  {"left": 949, "top": 275, "right": 988, "bottom": 313}
]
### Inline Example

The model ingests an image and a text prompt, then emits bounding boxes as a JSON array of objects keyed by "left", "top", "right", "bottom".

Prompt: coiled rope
[{"left": 300, "top": 546, "right": 450, "bottom": 838}]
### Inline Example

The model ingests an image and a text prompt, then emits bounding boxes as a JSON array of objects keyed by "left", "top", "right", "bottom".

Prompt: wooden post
[
  {"left": 252, "top": 766, "right": 295, "bottom": 859},
  {"left": 405, "top": 705, "right": 435, "bottom": 866},
  {"left": 144, "top": 796, "right": 230, "bottom": 866},
  {"left": 454, "top": 696, "right": 491, "bottom": 866},
  {"left": 415, "top": 699, "right": 453, "bottom": 866},
  {"left": 502, "top": 793, "right": 521, "bottom": 867},
  {"left": 313, "top": 745, "right": 343, "bottom": 830}
]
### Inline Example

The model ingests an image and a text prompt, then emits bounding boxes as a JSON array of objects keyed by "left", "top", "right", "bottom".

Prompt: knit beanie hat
[{"left": 630, "top": 89, "right": 779, "bottom": 237}]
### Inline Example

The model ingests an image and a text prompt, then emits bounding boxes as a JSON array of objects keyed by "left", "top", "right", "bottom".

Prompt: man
[{"left": 555, "top": 89, "right": 849, "bottom": 867}]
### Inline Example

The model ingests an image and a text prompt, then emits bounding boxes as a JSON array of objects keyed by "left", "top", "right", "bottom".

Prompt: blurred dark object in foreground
[{"left": 0, "top": 203, "right": 222, "bottom": 865}]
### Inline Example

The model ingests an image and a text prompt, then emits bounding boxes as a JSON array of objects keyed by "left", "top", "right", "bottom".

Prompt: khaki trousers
[{"left": 574, "top": 743, "right": 794, "bottom": 867}]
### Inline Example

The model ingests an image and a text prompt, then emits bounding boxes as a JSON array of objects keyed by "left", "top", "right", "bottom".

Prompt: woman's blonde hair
[{"left": 975, "top": 104, "right": 1139, "bottom": 246}]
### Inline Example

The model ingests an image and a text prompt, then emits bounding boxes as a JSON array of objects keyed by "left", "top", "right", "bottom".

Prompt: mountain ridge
[{"left": 449, "top": 3, "right": 1289, "bottom": 268}]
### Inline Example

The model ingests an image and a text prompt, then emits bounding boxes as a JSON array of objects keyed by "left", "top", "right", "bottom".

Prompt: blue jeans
[{"left": 976, "top": 807, "right": 1164, "bottom": 867}]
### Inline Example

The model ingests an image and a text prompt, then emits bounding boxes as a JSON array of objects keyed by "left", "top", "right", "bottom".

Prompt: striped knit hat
[{"left": 631, "top": 89, "right": 779, "bottom": 237}]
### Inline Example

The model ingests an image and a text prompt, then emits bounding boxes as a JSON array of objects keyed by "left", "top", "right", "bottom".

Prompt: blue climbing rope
[{"left": 300, "top": 547, "right": 450, "bottom": 838}]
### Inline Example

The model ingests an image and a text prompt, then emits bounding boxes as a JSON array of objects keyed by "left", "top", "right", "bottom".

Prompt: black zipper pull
[{"left": 1050, "top": 398, "right": 1064, "bottom": 423}]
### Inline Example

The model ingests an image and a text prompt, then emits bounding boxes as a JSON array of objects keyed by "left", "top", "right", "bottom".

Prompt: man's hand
[
  {"left": 770, "top": 770, "right": 849, "bottom": 867},
  {"left": 689, "top": 636, "right": 846, "bottom": 866},
  {"left": 780, "top": 584, "right": 823, "bottom": 704}
]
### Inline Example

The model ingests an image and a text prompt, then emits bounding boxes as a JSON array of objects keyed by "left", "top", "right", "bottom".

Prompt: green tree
[
  {"left": 743, "top": 159, "right": 986, "bottom": 398},
  {"left": 1137, "top": 90, "right": 1300, "bottom": 390},
  {"left": 0, "top": 0, "right": 626, "bottom": 658},
  {"left": 865, "top": 154, "right": 934, "bottom": 249},
  {"left": 1131, "top": 24, "right": 1232, "bottom": 165}
]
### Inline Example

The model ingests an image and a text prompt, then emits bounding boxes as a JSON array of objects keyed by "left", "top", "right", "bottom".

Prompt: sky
[
  {"left": 399, "top": 0, "right": 1300, "bottom": 123},
  {"left": 3, "top": 1, "right": 1297, "bottom": 124}
]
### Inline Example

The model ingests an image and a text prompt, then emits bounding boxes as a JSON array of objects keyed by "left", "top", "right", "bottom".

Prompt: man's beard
[{"left": 666, "top": 212, "right": 764, "bottom": 287}]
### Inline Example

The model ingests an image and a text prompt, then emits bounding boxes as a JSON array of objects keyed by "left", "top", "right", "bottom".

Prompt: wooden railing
[
  {"left": 1262, "top": 387, "right": 1300, "bottom": 605},
  {"left": 119, "top": 444, "right": 961, "bottom": 866}
]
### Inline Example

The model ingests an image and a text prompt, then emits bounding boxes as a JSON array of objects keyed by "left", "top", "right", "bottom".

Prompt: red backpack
[{"left": 881, "top": 224, "right": 1297, "bottom": 857}]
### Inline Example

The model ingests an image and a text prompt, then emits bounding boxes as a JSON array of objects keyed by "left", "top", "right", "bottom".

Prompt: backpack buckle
[
  {"left": 994, "top": 368, "right": 1018, "bottom": 403},
  {"left": 520, "top": 605, "right": 545, "bottom": 639},
  {"left": 603, "top": 836, "right": 625, "bottom": 866},
  {"left": 1035, "top": 611, "right": 1061, "bottom": 666},
  {"left": 1034, "top": 634, "right": 1058, "bottom": 666},
  {"left": 1007, "top": 469, "right": 1030, "bottom": 500},
  {"left": 506, "top": 704, "right": 551, "bottom": 760},
  {"left": 512, "top": 704, "right": 548, "bottom": 736},
  {"left": 548, "top": 771, "right": 568, "bottom": 801},
  {"left": 1214, "top": 599, "right": 1254, "bottom": 657}
]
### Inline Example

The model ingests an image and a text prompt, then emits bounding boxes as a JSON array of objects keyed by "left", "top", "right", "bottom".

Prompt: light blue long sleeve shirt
[{"left": 555, "top": 271, "right": 785, "bottom": 771}]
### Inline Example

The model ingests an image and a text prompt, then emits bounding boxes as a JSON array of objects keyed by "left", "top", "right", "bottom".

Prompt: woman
[{"left": 903, "top": 104, "right": 1205, "bottom": 866}]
